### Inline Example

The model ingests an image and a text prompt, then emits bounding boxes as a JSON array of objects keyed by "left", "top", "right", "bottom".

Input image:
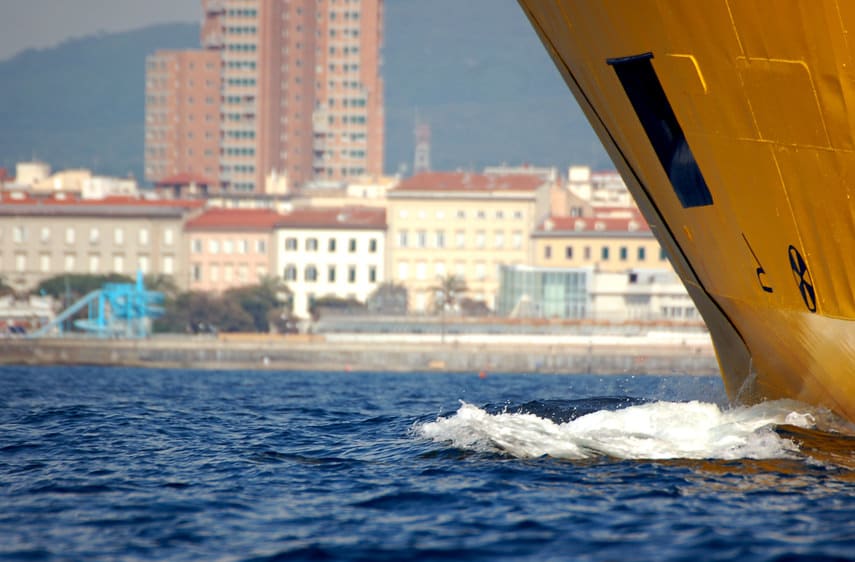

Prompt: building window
[
  {"left": 328, "top": 266, "right": 337, "bottom": 282},
  {"left": 257, "top": 240, "right": 267, "bottom": 254},
  {"left": 210, "top": 264, "right": 219, "bottom": 282},
  {"left": 512, "top": 231, "right": 522, "bottom": 249},
  {"left": 209, "top": 240, "right": 220, "bottom": 254},
  {"left": 238, "top": 240, "right": 248, "bottom": 254},
  {"left": 397, "top": 261, "right": 409, "bottom": 280},
  {"left": 164, "top": 228, "right": 174, "bottom": 246},
  {"left": 494, "top": 231, "right": 504, "bottom": 248},
  {"left": 455, "top": 230, "right": 465, "bottom": 248},
  {"left": 89, "top": 254, "right": 100, "bottom": 273},
  {"left": 369, "top": 239, "right": 378, "bottom": 253},
  {"left": 620, "top": 246, "right": 628, "bottom": 261},
  {"left": 285, "top": 237, "right": 298, "bottom": 251},
  {"left": 284, "top": 265, "right": 297, "bottom": 281},
  {"left": 114, "top": 228, "right": 124, "bottom": 245},
  {"left": 13, "top": 226, "right": 26, "bottom": 243},
  {"left": 398, "top": 230, "right": 408, "bottom": 248},
  {"left": 139, "top": 255, "right": 150, "bottom": 274},
  {"left": 163, "top": 255, "right": 174, "bottom": 274},
  {"left": 601, "top": 246, "right": 610, "bottom": 260},
  {"left": 638, "top": 247, "right": 646, "bottom": 261},
  {"left": 41, "top": 227, "right": 51, "bottom": 243},
  {"left": 16, "top": 253, "right": 27, "bottom": 272},
  {"left": 139, "top": 228, "right": 149, "bottom": 246},
  {"left": 40, "top": 254, "right": 50, "bottom": 273},
  {"left": 64, "top": 254, "right": 74, "bottom": 272},
  {"left": 416, "top": 261, "right": 427, "bottom": 280},
  {"left": 306, "top": 238, "right": 319, "bottom": 251},
  {"left": 475, "top": 262, "right": 486, "bottom": 280},
  {"left": 544, "top": 245, "right": 552, "bottom": 259},
  {"left": 192, "top": 239, "right": 203, "bottom": 254},
  {"left": 435, "top": 261, "right": 446, "bottom": 278},
  {"left": 368, "top": 266, "right": 377, "bottom": 283},
  {"left": 65, "top": 228, "right": 75, "bottom": 244},
  {"left": 660, "top": 248, "right": 668, "bottom": 261},
  {"left": 349, "top": 238, "right": 357, "bottom": 252},
  {"left": 224, "top": 240, "right": 234, "bottom": 254},
  {"left": 89, "top": 227, "right": 100, "bottom": 244},
  {"left": 192, "top": 264, "right": 202, "bottom": 282},
  {"left": 348, "top": 266, "right": 356, "bottom": 283},
  {"left": 475, "top": 231, "right": 485, "bottom": 249},
  {"left": 435, "top": 231, "right": 445, "bottom": 249},
  {"left": 305, "top": 265, "right": 318, "bottom": 282},
  {"left": 417, "top": 230, "right": 427, "bottom": 248},
  {"left": 585, "top": 246, "right": 592, "bottom": 260},
  {"left": 565, "top": 246, "right": 573, "bottom": 259},
  {"left": 329, "top": 238, "right": 337, "bottom": 252}
]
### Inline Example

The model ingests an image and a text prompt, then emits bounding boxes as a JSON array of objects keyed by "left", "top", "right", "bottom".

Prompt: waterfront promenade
[{"left": 0, "top": 331, "right": 718, "bottom": 375}]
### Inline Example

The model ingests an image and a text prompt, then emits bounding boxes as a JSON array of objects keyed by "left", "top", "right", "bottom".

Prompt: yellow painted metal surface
[{"left": 519, "top": 0, "right": 855, "bottom": 421}]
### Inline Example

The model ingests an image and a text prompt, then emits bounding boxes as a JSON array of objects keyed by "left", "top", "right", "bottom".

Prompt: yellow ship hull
[{"left": 519, "top": 1, "right": 855, "bottom": 422}]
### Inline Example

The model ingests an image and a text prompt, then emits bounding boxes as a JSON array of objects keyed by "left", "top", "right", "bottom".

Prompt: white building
[{"left": 274, "top": 207, "right": 386, "bottom": 318}]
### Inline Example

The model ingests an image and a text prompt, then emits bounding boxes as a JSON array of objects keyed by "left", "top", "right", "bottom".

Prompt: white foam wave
[{"left": 418, "top": 400, "right": 816, "bottom": 460}]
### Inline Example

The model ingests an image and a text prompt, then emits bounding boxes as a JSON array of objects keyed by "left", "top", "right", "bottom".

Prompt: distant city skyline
[{"left": 0, "top": 0, "right": 200, "bottom": 61}]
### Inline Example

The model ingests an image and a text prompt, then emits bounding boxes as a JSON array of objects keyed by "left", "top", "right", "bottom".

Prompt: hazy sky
[{"left": 0, "top": 0, "right": 201, "bottom": 61}]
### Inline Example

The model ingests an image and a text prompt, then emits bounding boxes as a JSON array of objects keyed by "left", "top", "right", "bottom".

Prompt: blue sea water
[{"left": 1, "top": 366, "right": 854, "bottom": 561}]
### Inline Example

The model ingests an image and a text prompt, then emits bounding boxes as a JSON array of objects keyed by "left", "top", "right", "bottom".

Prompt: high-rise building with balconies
[
  {"left": 144, "top": 50, "right": 221, "bottom": 184},
  {"left": 154, "top": 0, "right": 384, "bottom": 193}
]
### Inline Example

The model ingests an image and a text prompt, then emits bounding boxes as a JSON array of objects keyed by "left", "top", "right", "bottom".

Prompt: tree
[
  {"left": 0, "top": 275, "right": 14, "bottom": 298},
  {"left": 224, "top": 277, "right": 288, "bottom": 333},
  {"left": 430, "top": 274, "right": 468, "bottom": 343},
  {"left": 366, "top": 282, "right": 408, "bottom": 315},
  {"left": 430, "top": 274, "right": 468, "bottom": 313},
  {"left": 34, "top": 273, "right": 134, "bottom": 300},
  {"left": 154, "top": 292, "right": 254, "bottom": 334}
]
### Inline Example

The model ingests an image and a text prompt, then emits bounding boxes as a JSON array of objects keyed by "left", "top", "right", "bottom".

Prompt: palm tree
[{"left": 430, "top": 274, "right": 468, "bottom": 342}]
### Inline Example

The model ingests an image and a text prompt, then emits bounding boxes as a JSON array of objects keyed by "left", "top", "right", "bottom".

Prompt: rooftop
[
  {"left": 276, "top": 206, "right": 386, "bottom": 230},
  {"left": 185, "top": 208, "right": 284, "bottom": 231},
  {"left": 391, "top": 172, "right": 545, "bottom": 194}
]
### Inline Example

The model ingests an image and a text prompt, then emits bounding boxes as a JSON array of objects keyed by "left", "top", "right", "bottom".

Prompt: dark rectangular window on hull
[{"left": 608, "top": 53, "right": 713, "bottom": 208}]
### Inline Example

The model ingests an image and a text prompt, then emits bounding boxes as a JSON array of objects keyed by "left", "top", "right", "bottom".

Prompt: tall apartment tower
[
  {"left": 144, "top": 50, "right": 221, "bottom": 183},
  {"left": 213, "top": 0, "right": 385, "bottom": 192}
]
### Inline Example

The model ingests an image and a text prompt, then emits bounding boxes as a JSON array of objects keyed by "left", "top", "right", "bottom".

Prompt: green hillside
[{"left": 0, "top": 1, "right": 609, "bottom": 182}]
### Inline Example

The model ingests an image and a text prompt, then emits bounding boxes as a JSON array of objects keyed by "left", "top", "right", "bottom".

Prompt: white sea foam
[{"left": 418, "top": 400, "right": 817, "bottom": 460}]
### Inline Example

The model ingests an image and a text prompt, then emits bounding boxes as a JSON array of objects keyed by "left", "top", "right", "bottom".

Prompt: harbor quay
[{"left": 0, "top": 332, "right": 718, "bottom": 375}]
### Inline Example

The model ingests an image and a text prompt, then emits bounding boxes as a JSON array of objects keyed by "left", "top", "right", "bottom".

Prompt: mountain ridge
[{"left": 0, "top": 0, "right": 609, "bottom": 182}]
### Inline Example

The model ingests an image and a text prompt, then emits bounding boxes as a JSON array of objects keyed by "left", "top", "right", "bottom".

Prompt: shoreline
[{"left": 0, "top": 333, "right": 719, "bottom": 375}]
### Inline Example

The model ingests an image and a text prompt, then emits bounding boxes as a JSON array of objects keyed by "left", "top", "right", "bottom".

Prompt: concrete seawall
[{"left": 0, "top": 334, "right": 720, "bottom": 375}]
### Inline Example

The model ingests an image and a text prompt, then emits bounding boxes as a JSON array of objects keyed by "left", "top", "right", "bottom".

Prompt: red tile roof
[
  {"left": 0, "top": 194, "right": 205, "bottom": 217},
  {"left": 391, "top": 172, "right": 544, "bottom": 193},
  {"left": 154, "top": 172, "right": 217, "bottom": 186},
  {"left": 276, "top": 206, "right": 386, "bottom": 230},
  {"left": 185, "top": 208, "right": 284, "bottom": 231},
  {"left": 536, "top": 214, "right": 651, "bottom": 234}
]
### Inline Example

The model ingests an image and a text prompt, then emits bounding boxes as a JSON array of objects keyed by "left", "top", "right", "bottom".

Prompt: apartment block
[
  {"left": 531, "top": 212, "right": 670, "bottom": 272},
  {"left": 145, "top": 49, "right": 221, "bottom": 184},
  {"left": 386, "top": 172, "right": 552, "bottom": 313},
  {"left": 274, "top": 207, "right": 386, "bottom": 318},
  {"left": 185, "top": 208, "right": 282, "bottom": 292},
  {"left": 212, "top": 0, "right": 385, "bottom": 192},
  {"left": 0, "top": 194, "right": 203, "bottom": 292}
]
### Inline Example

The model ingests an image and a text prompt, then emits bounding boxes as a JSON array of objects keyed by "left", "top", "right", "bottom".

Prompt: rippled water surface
[{"left": 2, "top": 366, "right": 854, "bottom": 561}]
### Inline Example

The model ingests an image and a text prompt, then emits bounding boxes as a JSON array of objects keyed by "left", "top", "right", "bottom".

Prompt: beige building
[
  {"left": 386, "top": 171, "right": 552, "bottom": 313},
  {"left": 0, "top": 194, "right": 203, "bottom": 292},
  {"left": 185, "top": 208, "right": 282, "bottom": 292},
  {"left": 531, "top": 212, "right": 670, "bottom": 272}
]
